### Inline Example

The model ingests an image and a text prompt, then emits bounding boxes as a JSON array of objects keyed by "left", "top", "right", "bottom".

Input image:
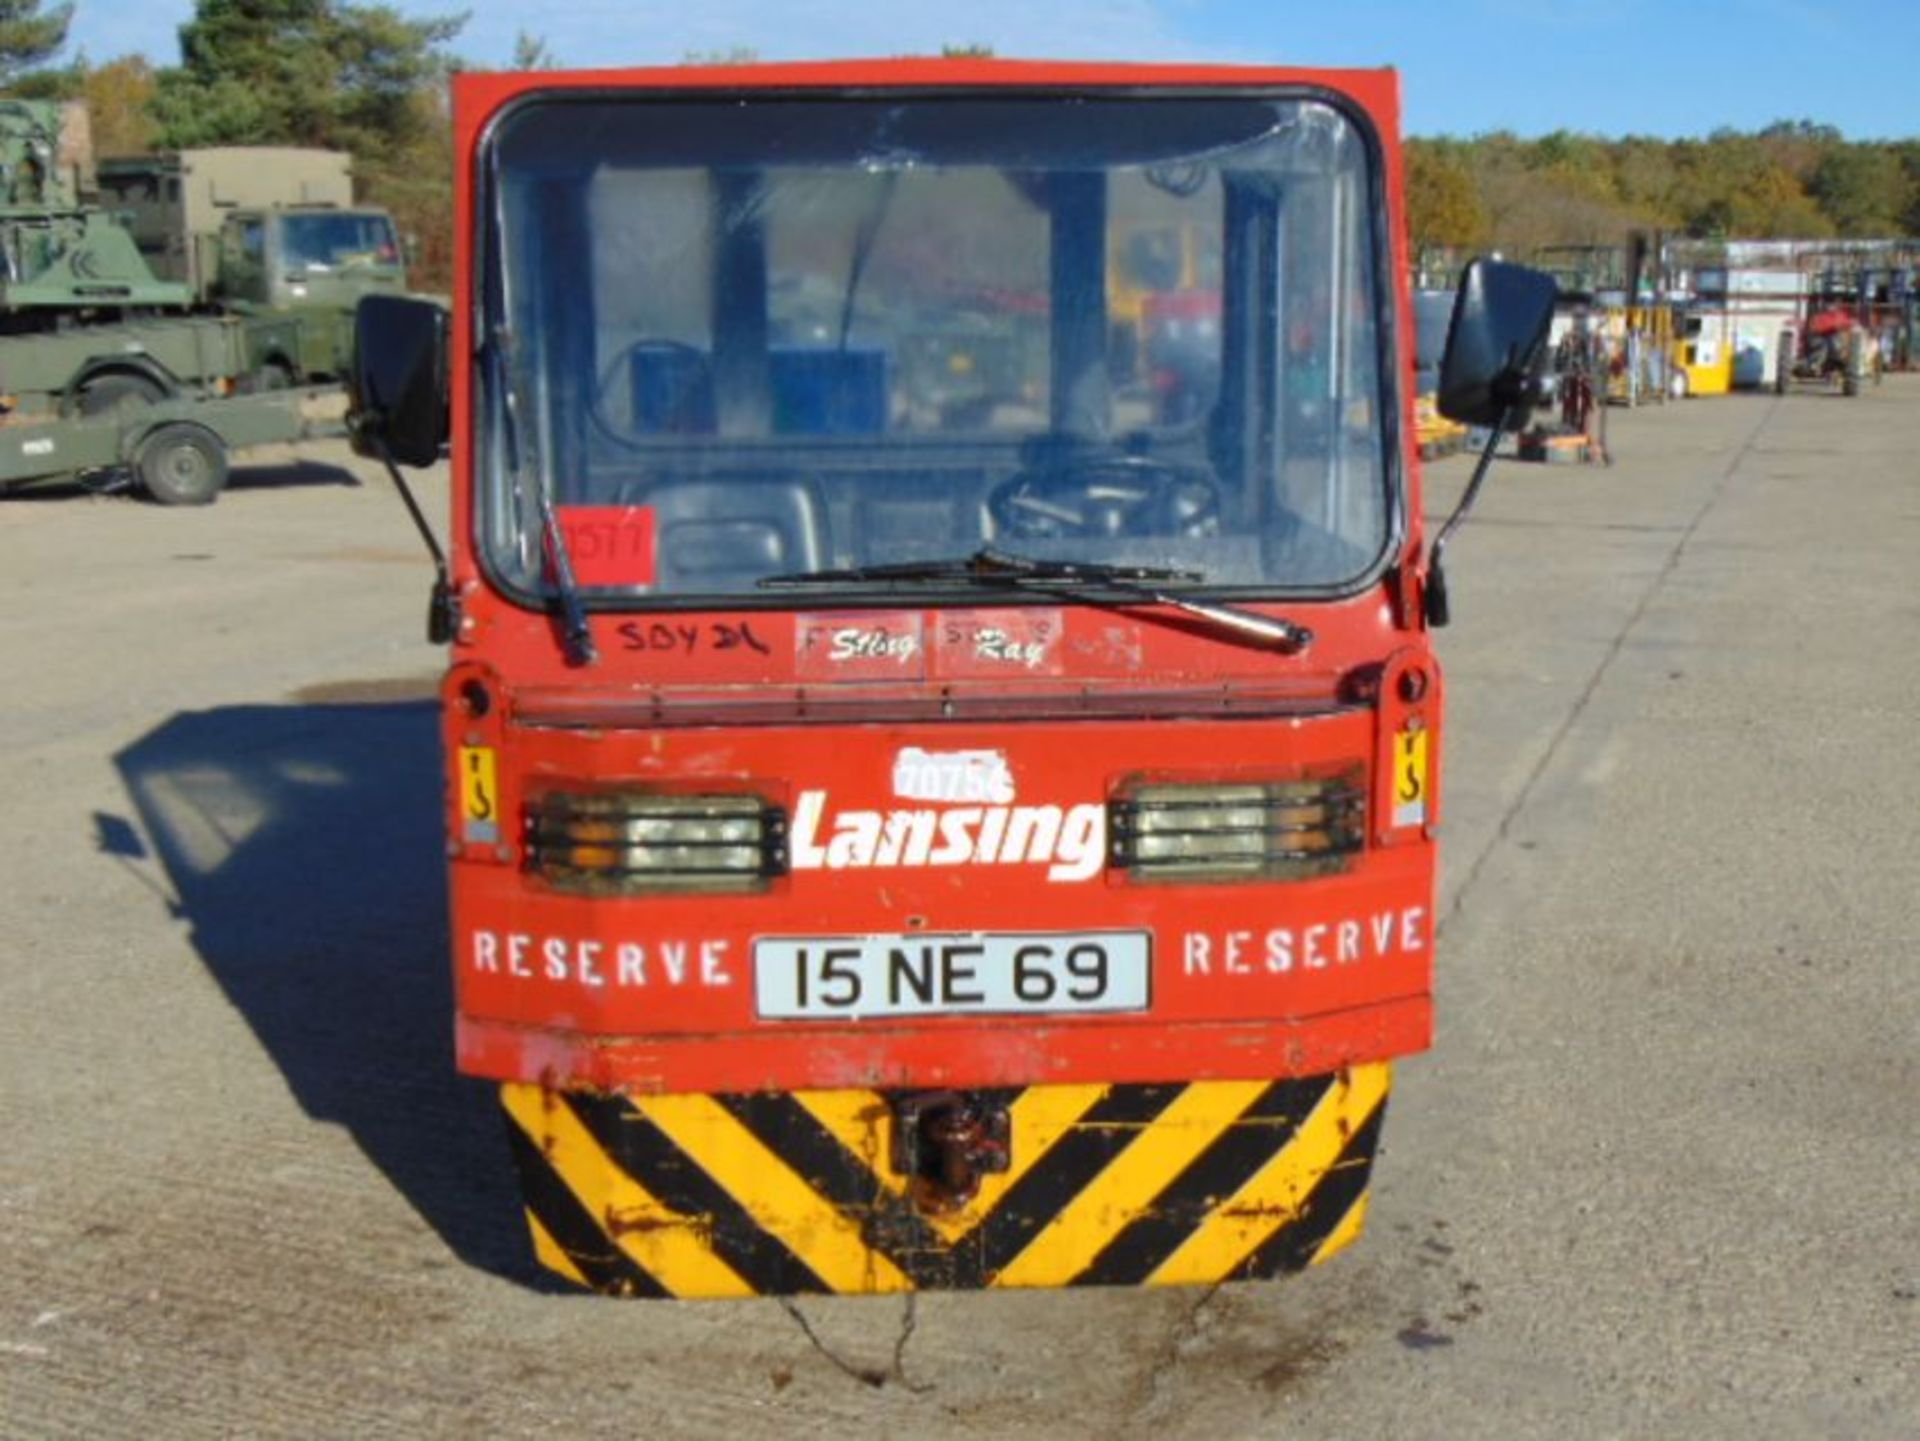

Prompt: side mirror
[
  {"left": 1422, "top": 258, "right": 1558, "bottom": 630},
  {"left": 349, "top": 294, "right": 457, "bottom": 645},
  {"left": 349, "top": 293, "right": 449, "bottom": 467},
  {"left": 1437, "top": 259, "right": 1558, "bottom": 429}
]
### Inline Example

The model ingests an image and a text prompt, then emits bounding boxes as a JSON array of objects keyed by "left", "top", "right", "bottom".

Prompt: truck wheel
[
  {"left": 75, "top": 373, "right": 165, "bottom": 419},
  {"left": 135, "top": 423, "right": 229, "bottom": 506}
]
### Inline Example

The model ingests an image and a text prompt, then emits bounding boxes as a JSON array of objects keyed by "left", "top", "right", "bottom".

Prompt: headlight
[
  {"left": 1109, "top": 775, "right": 1364, "bottom": 883},
  {"left": 526, "top": 791, "right": 786, "bottom": 895}
]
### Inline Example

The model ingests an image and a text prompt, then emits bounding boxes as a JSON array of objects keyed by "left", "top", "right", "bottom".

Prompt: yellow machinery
[
  {"left": 1414, "top": 392, "right": 1469, "bottom": 459},
  {"left": 1669, "top": 307, "right": 1734, "bottom": 398},
  {"left": 1600, "top": 302, "right": 1674, "bottom": 406}
]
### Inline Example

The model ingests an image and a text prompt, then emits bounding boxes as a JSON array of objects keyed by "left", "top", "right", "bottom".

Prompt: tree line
[
  {"left": 3, "top": 1, "right": 1916, "bottom": 292},
  {"left": 1408, "top": 125, "right": 1920, "bottom": 257}
]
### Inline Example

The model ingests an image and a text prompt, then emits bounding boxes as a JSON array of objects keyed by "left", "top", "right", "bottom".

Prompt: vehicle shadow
[
  {"left": 229, "top": 458, "right": 364, "bottom": 491},
  {"left": 4, "top": 459, "right": 360, "bottom": 502},
  {"left": 108, "top": 698, "right": 550, "bottom": 1289}
]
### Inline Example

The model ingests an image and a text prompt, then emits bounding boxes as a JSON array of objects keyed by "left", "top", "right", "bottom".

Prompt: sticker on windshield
[{"left": 558, "top": 505, "right": 656, "bottom": 587}]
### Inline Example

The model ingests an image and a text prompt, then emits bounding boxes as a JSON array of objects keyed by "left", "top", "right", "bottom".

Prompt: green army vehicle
[
  {"left": 0, "top": 99, "right": 296, "bottom": 418},
  {"left": 0, "top": 103, "right": 357, "bottom": 502},
  {"left": 97, "top": 146, "right": 409, "bottom": 385}
]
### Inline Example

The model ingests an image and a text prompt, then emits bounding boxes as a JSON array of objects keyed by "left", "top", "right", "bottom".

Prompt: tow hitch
[{"left": 891, "top": 1092, "right": 1011, "bottom": 1209}]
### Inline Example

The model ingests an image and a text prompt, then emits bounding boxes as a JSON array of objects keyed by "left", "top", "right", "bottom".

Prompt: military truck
[
  {"left": 0, "top": 102, "right": 408, "bottom": 415},
  {"left": 0, "top": 102, "right": 345, "bottom": 503},
  {"left": 0, "top": 99, "right": 298, "bottom": 418},
  {"left": 97, "top": 147, "right": 409, "bottom": 384}
]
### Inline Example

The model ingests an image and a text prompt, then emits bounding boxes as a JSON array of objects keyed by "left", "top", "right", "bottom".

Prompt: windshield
[
  {"left": 281, "top": 212, "right": 401, "bottom": 270},
  {"left": 480, "top": 95, "right": 1396, "bottom": 601}
]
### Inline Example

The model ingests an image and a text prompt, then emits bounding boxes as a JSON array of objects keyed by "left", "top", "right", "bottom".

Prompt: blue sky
[{"left": 68, "top": 0, "right": 1920, "bottom": 140}]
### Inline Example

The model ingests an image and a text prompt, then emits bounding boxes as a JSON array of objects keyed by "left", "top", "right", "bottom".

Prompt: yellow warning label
[
  {"left": 1392, "top": 729, "right": 1429, "bottom": 827},
  {"left": 459, "top": 746, "right": 499, "bottom": 838}
]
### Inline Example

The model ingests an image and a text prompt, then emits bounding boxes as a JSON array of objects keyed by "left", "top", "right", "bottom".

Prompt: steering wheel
[{"left": 988, "top": 456, "right": 1221, "bottom": 541}]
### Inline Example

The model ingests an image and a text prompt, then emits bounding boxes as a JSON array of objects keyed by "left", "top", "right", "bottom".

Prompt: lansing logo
[{"left": 792, "top": 749, "right": 1103, "bottom": 883}]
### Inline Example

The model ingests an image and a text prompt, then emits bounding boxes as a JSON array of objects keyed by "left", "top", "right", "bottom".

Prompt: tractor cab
[{"left": 350, "top": 60, "right": 1554, "bottom": 1298}]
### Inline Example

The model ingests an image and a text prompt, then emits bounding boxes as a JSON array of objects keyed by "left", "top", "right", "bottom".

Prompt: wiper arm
[
  {"left": 483, "top": 326, "right": 595, "bottom": 667},
  {"left": 533, "top": 462, "right": 597, "bottom": 667},
  {"left": 484, "top": 156, "right": 593, "bottom": 666},
  {"left": 1135, "top": 591, "right": 1314, "bottom": 653},
  {"left": 760, "top": 548, "right": 1199, "bottom": 587},
  {"left": 760, "top": 548, "right": 1313, "bottom": 654}
]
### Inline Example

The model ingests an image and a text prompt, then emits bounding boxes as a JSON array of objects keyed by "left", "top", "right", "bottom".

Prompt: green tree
[
  {"left": 1755, "top": 118, "right": 1840, "bottom": 188},
  {"left": 510, "top": 29, "right": 556, "bottom": 70},
  {"left": 1527, "top": 129, "right": 1621, "bottom": 207},
  {"left": 2, "top": 60, "right": 75, "bottom": 98},
  {"left": 357, "top": 89, "right": 454, "bottom": 290},
  {"left": 1461, "top": 138, "right": 1647, "bottom": 251},
  {"left": 1667, "top": 135, "right": 1831, "bottom": 239},
  {"left": 81, "top": 55, "right": 159, "bottom": 155},
  {"left": 152, "top": 0, "right": 464, "bottom": 167},
  {"left": 0, "top": 0, "right": 70, "bottom": 85},
  {"left": 1405, "top": 124, "right": 1912, "bottom": 250},
  {"left": 1404, "top": 140, "right": 1486, "bottom": 251},
  {"left": 1608, "top": 136, "right": 1679, "bottom": 223},
  {"left": 330, "top": 3, "right": 464, "bottom": 161},
  {"left": 1808, "top": 145, "right": 1910, "bottom": 236},
  {"left": 1896, "top": 142, "right": 1920, "bottom": 235}
]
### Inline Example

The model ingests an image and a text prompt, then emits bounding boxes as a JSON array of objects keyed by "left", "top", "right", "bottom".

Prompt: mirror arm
[
  {"left": 1424, "top": 396, "right": 1521, "bottom": 628},
  {"left": 358, "top": 416, "right": 458, "bottom": 645},
  {"left": 1423, "top": 256, "right": 1557, "bottom": 627}
]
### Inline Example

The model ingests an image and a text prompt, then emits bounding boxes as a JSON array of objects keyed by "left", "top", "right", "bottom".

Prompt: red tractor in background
[{"left": 1778, "top": 279, "right": 1873, "bottom": 396}]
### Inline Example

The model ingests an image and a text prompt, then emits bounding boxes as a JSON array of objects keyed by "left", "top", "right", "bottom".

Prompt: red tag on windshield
[{"left": 557, "top": 506, "right": 657, "bottom": 587}]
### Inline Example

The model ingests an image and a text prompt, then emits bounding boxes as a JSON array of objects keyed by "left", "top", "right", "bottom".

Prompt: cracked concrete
[{"left": 4, "top": 386, "right": 1919, "bottom": 1436}]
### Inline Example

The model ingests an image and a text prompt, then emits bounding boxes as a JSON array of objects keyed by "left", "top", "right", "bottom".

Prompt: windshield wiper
[
  {"left": 760, "top": 548, "right": 1312, "bottom": 654},
  {"left": 485, "top": 158, "right": 594, "bottom": 667},
  {"left": 761, "top": 549, "right": 1197, "bottom": 587},
  {"left": 487, "top": 327, "right": 595, "bottom": 668}
]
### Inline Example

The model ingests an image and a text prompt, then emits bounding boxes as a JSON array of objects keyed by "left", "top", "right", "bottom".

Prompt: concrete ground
[{"left": 1, "top": 384, "right": 1916, "bottom": 1438}]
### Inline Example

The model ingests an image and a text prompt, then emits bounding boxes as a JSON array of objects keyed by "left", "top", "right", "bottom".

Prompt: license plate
[{"left": 754, "top": 931, "right": 1150, "bottom": 1020}]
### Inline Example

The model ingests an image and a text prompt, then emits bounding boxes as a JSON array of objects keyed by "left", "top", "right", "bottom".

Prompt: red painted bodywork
[{"left": 442, "top": 59, "right": 1440, "bottom": 1097}]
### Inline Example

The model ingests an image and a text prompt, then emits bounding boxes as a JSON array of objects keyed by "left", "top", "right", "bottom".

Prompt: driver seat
[{"left": 624, "top": 476, "right": 828, "bottom": 591}]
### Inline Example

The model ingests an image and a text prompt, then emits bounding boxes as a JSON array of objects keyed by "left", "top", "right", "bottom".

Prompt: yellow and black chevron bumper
[{"left": 501, "top": 1063, "right": 1389, "bottom": 1297}]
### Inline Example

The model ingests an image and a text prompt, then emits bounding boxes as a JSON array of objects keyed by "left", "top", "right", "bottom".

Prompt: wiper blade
[
  {"left": 485, "top": 147, "right": 592, "bottom": 667},
  {"left": 484, "top": 324, "right": 595, "bottom": 667},
  {"left": 760, "top": 548, "right": 1312, "bottom": 654},
  {"left": 758, "top": 548, "right": 1200, "bottom": 587}
]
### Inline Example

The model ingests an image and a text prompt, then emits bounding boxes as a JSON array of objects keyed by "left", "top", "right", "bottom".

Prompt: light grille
[
  {"left": 526, "top": 791, "right": 786, "bottom": 895},
  {"left": 1108, "top": 775, "right": 1365, "bottom": 883}
]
